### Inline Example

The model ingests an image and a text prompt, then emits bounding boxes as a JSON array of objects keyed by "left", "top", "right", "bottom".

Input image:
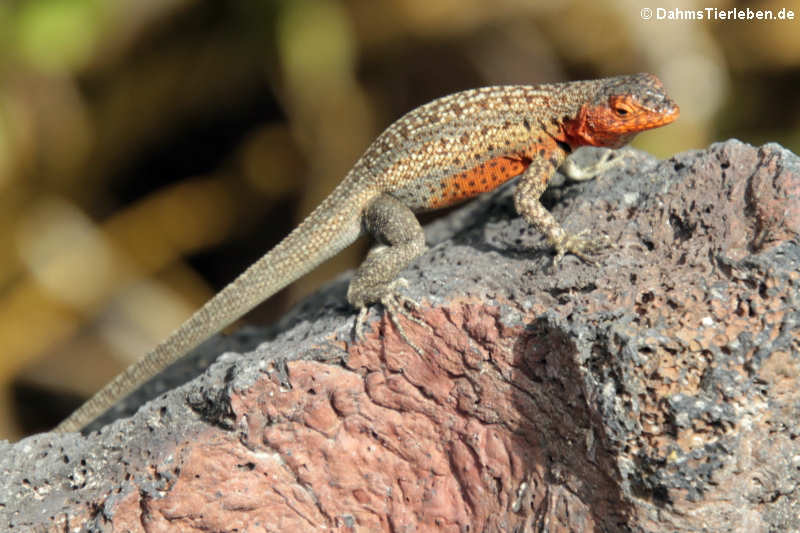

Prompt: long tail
[{"left": 55, "top": 184, "right": 366, "bottom": 432}]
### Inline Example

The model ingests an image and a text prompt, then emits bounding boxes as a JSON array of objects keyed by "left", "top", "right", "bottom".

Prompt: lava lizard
[{"left": 54, "top": 73, "right": 679, "bottom": 433}]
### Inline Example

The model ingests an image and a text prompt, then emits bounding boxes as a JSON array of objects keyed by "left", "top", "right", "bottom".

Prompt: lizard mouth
[{"left": 651, "top": 101, "right": 680, "bottom": 127}]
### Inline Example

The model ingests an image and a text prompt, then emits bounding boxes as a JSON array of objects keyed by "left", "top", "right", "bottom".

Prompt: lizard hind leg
[{"left": 347, "top": 194, "right": 430, "bottom": 353}]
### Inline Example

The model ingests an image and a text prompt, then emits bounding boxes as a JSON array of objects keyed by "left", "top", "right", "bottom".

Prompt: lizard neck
[{"left": 555, "top": 105, "right": 636, "bottom": 149}]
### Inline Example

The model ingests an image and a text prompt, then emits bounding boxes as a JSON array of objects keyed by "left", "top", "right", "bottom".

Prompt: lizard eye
[{"left": 614, "top": 106, "right": 629, "bottom": 116}]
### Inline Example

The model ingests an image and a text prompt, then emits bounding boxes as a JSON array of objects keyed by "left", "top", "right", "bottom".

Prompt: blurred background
[{"left": 1, "top": 0, "right": 797, "bottom": 439}]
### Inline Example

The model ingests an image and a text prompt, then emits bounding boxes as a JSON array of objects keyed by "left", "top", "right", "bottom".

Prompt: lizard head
[{"left": 563, "top": 73, "right": 679, "bottom": 148}]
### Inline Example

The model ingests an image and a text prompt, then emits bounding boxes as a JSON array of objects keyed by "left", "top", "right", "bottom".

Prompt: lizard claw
[
  {"left": 352, "top": 278, "right": 430, "bottom": 355},
  {"left": 354, "top": 306, "right": 370, "bottom": 342},
  {"left": 552, "top": 229, "right": 612, "bottom": 266}
]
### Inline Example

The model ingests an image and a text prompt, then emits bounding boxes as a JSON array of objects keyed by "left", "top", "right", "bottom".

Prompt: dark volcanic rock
[{"left": 1, "top": 140, "right": 798, "bottom": 532}]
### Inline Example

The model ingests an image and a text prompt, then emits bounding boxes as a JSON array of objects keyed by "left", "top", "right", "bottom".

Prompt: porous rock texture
[{"left": 1, "top": 140, "right": 799, "bottom": 532}]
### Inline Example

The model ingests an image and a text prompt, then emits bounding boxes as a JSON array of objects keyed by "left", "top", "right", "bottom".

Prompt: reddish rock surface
[{"left": 1, "top": 140, "right": 798, "bottom": 532}]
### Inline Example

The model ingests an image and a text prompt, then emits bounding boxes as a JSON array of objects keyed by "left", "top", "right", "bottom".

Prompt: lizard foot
[
  {"left": 352, "top": 278, "right": 430, "bottom": 355},
  {"left": 562, "top": 150, "right": 623, "bottom": 182},
  {"left": 552, "top": 229, "right": 612, "bottom": 266}
]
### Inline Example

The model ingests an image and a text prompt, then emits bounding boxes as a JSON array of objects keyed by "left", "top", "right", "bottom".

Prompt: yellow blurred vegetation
[{"left": 1, "top": 0, "right": 798, "bottom": 439}]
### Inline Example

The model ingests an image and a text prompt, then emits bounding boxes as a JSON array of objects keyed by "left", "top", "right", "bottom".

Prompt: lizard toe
[
  {"left": 562, "top": 149, "right": 623, "bottom": 182},
  {"left": 552, "top": 230, "right": 611, "bottom": 266},
  {"left": 350, "top": 279, "right": 429, "bottom": 355},
  {"left": 380, "top": 287, "right": 431, "bottom": 355},
  {"left": 352, "top": 306, "right": 370, "bottom": 342}
]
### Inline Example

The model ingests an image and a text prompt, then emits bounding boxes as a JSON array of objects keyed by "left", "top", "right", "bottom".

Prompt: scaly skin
[{"left": 55, "top": 73, "right": 678, "bottom": 433}]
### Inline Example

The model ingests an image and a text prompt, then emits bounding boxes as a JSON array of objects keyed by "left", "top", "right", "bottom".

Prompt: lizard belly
[{"left": 391, "top": 154, "right": 531, "bottom": 211}]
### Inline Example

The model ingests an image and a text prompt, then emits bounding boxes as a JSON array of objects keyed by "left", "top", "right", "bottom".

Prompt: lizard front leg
[
  {"left": 347, "top": 194, "right": 429, "bottom": 351},
  {"left": 515, "top": 158, "right": 610, "bottom": 264},
  {"left": 561, "top": 148, "right": 623, "bottom": 182}
]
